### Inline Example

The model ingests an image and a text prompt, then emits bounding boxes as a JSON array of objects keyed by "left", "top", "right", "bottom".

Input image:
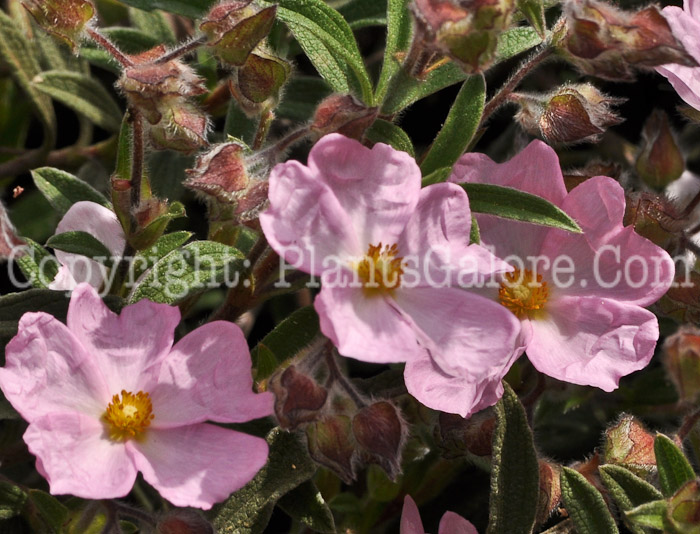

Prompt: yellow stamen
[
  {"left": 103, "top": 390, "right": 154, "bottom": 441},
  {"left": 498, "top": 268, "right": 549, "bottom": 319},
  {"left": 356, "top": 243, "right": 404, "bottom": 293}
]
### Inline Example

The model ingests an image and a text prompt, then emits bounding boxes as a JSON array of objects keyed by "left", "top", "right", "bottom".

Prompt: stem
[
  {"left": 480, "top": 45, "right": 553, "bottom": 125},
  {"left": 253, "top": 108, "right": 275, "bottom": 151},
  {"left": 251, "top": 127, "right": 310, "bottom": 165},
  {"left": 130, "top": 110, "right": 144, "bottom": 209},
  {"left": 678, "top": 406, "right": 700, "bottom": 441},
  {"left": 155, "top": 36, "right": 207, "bottom": 64},
  {"left": 325, "top": 346, "right": 367, "bottom": 408},
  {"left": 86, "top": 28, "right": 133, "bottom": 68},
  {"left": 682, "top": 188, "right": 700, "bottom": 218}
]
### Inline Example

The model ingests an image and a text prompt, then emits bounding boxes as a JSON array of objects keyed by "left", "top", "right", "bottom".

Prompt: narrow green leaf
[
  {"left": 420, "top": 75, "right": 485, "bottom": 176},
  {"left": 127, "top": 241, "right": 245, "bottom": 304},
  {"left": 365, "top": 119, "right": 415, "bottom": 157},
  {"left": 26, "top": 489, "right": 69, "bottom": 534},
  {"left": 15, "top": 238, "right": 60, "bottom": 289},
  {"left": 516, "top": 0, "right": 547, "bottom": 38},
  {"left": 339, "top": 0, "right": 387, "bottom": 29},
  {"left": 375, "top": 0, "right": 412, "bottom": 102},
  {"left": 495, "top": 27, "right": 544, "bottom": 62},
  {"left": 129, "top": 8, "right": 177, "bottom": 44},
  {"left": 277, "top": 480, "right": 336, "bottom": 533},
  {"left": 561, "top": 467, "right": 619, "bottom": 534},
  {"left": 212, "top": 428, "right": 317, "bottom": 534},
  {"left": 625, "top": 500, "right": 669, "bottom": 530},
  {"left": 32, "top": 70, "right": 122, "bottom": 132},
  {"left": 470, "top": 216, "right": 480, "bottom": 244},
  {"left": 31, "top": 167, "right": 111, "bottom": 215},
  {"left": 46, "top": 231, "right": 113, "bottom": 263},
  {"left": 486, "top": 382, "right": 539, "bottom": 534},
  {"left": 115, "top": 115, "right": 133, "bottom": 184},
  {"left": 130, "top": 231, "right": 193, "bottom": 281},
  {"left": 421, "top": 167, "right": 452, "bottom": 187},
  {"left": 599, "top": 464, "right": 663, "bottom": 534},
  {"left": 114, "top": 0, "right": 216, "bottom": 18},
  {"left": 655, "top": 434, "right": 695, "bottom": 497},
  {"left": 460, "top": 183, "right": 582, "bottom": 233}
]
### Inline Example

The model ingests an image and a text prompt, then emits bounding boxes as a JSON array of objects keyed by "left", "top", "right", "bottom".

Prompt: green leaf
[
  {"left": 114, "top": 0, "right": 216, "bottom": 18},
  {"left": 421, "top": 167, "right": 452, "bottom": 187},
  {"left": 339, "top": 0, "right": 387, "bottom": 29},
  {"left": 486, "top": 382, "right": 539, "bottom": 534},
  {"left": 277, "top": 480, "right": 336, "bottom": 533},
  {"left": 626, "top": 500, "right": 669, "bottom": 531},
  {"left": 129, "top": 8, "right": 177, "bottom": 44},
  {"left": 212, "top": 428, "right": 317, "bottom": 534},
  {"left": 46, "top": 231, "right": 113, "bottom": 263},
  {"left": 277, "top": 76, "right": 332, "bottom": 121},
  {"left": 495, "top": 27, "right": 544, "bottom": 62},
  {"left": 420, "top": 75, "right": 485, "bottom": 176},
  {"left": 655, "top": 434, "right": 695, "bottom": 497},
  {"left": 15, "top": 238, "right": 60, "bottom": 289},
  {"left": 0, "top": 479, "right": 27, "bottom": 520},
  {"left": 460, "top": 183, "right": 582, "bottom": 233},
  {"left": 365, "top": 119, "right": 415, "bottom": 157},
  {"left": 128, "top": 241, "right": 245, "bottom": 304},
  {"left": 127, "top": 201, "right": 186, "bottom": 251},
  {"left": 375, "top": 0, "right": 412, "bottom": 102},
  {"left": 32, "top": 70, "right": 122, "bottom": 132},
  {"left": 25, "top": 489, "right": 69, "bottom": 534},
  {"left": 100, "top": 27, "right": 161, "bottom": 54},
  {"left": 560, "top": 467, "right": 619, "bottom": 534},
  {"left": 516, "top": 0, "right": 547, "bottom": 38},
  {"left": 31, "top": 167, "right": 111, "bottom": 215},
  {"left": 470, "top": 216, "right": 480, "bottom": 244},
  {"left": 130, "top": 231, "right": 193, "bottom": 281},
  {"left": 266, "top": 0, "right": 374, "bottom": 103}
]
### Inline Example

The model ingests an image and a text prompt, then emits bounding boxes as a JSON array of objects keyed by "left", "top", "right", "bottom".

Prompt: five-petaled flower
[
  {"left": 260, "top": 133, "right": 522, "bottom": 418},
  {"left": 401, "top": 495, "right": 478, "bottom": 534},
  {"left": 450, "top": 140, "right": 675, "bottom": 392},
  {"left": 0, "top": 284, "right": 273, "bottom": 509}
]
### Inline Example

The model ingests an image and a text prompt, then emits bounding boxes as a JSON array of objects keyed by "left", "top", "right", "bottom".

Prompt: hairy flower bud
[
  {"left": 537, "top": 461, "right": 562, "bottom": 525},
  {"left": 22, "top": 0, "right": 95, "bottom": 52},
  {"left": 269, "top": 365, "right": 328, "bottom": 429},
  {"left": 603, "top": 415, "right": 656, "bottom": 478},
  {"left": 310, "top": 94, "right": 379, "bottom": 140},
  {"left": 558, "top": 0, "right": 697, "bottom": 81},
  {"left": 306, "top": 415, "right": 358, "bottom": 484},
  {"left": 512, "top": 84, "right": 623, "bottom": 145},
  {"left": 157, "top": 510, "right": 214, "bottom": 534},
  {"left": 663, "top": 326, "right": 700, "bottom": 405},
  {"left": 636, "top": 110, "right": 685, "bottom": 190},
  {"left": 436, "top": 410, "right": 495, "bottom": 458},
  {"left": 352, "top": 401, "right": 407, "bottom": 480},
  {"left": 229, "top": 51, "right": 291, "bottom": 115},
  {"left": 149, "top": 101, "right": 210, "bottom": 153},
  {"left": 410, "top": 0, "right": 516, "bottom": 73}
]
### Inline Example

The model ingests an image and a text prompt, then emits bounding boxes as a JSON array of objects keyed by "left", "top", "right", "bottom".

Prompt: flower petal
[
  {"left": 24, "top": 413, "right": 136, "bottom": 499},
  {"left": 439, "top": 512, "right": 479, "bottom": 534},
  {"left": 0, "top": 312, "right": 108, "bottom": 420},
  {"left": 66, "top": 284, "right": 180, "bottom": 394},
  {"left": 400, "top": 496, "right": 425, "bottom": 534},
  {"left": 526, "top": 296, "right": 660, "bottom": 391},
  {"left": 314, "top": 286, "right": 423, "bottom": 364},
  {"left": 150, "top": 321, "right": 273, "bottom": 428},
  {"left": 129, "top": 424, "right": 269, "bottom": 509},
  {"left": 308, "top": 133, "right": 422, "bottom": 246}
]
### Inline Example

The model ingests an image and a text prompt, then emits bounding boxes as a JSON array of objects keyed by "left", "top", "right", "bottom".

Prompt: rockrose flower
[
  {"left": 49, "top": 201, "right": 126, "bottom": 291},
  {"left": 450, "top": 140, "right": 675, "bottom": 391},
  {"left": 0, "top": 284, "right": 273, "bottom": 509},
  {"left": 655, "top": 0, "right": 700, "bottom": 110},
  {"left": 260, "top": 133, "right": 522, "bottom": 417},
  {"left": 401, "top": 495, "right": 478, "bottom": 534}
]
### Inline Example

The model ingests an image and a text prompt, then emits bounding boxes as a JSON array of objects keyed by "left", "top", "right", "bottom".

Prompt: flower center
[
  {"left": 103, "top": 390, "right": 154, "bottom": 441},
  {"left": 498, "top": 268, "right": 549, "bottom": 319},
  {"left": 356, "top": 243, "right": 404, "bottom": 292}
]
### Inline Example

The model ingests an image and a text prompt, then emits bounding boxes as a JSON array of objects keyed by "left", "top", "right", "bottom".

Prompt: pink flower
[
  {"left": 49, "top": 201, "right": 126, "bottom": 291},
  {"left": 401, "top": 495, "right": 478, "bottom": 534},
  {"left": 655, "top": 0, "right": 700, "bottom": 110},
  {"left": 0, "top": 284, "right": 273, "bottom": 509},
  {"left": 450, "top": 140, "right": 675, "bottom": 391},
  {"left": 260, "top": 133, "right": 522, "bottom": 418}
]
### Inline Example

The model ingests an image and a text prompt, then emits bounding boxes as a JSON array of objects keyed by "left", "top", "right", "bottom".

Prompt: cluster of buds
[
  {"left": 663, "top": 326, "right": 700, "bottom": 405},
  {"left": 636, "top": 110, "right": 685, "bottom": 191},
  {"left": 409, "top": 0, "right": 515, "bottom": 75},
  {"left": 269, "top": 347, "right": 408, "bottom": 483},
  {"left": 557, "top": 0, "right": 697, "bottom": 81},
  {"left": 118, "top": 46, "right": 210, "bottom": 153},
  {"left": 22, "top": 0, "right": 95, "bottom": 52},
  {"left": 201, "top": 1, "right": 290, "bottom": 114},
  {"left": 511, "top": 83, "right": 623, "bottom": 145}
]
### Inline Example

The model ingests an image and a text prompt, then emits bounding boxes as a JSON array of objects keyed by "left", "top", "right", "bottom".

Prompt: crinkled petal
[
  {"left": 400, "top": 496, "right": 425, "bottom": 534},
  {"left": 0, "top": 312, "right": 108, "bottom": 420},
  {"left": 66, "top": 284, "right": 180, "bottom": 394},
  {"left": 308, "top": 133, "right": 422, "bottom": 246},
  {"left": 687, "top": 0, "right": 700, "bottom": 20},
  {"left": 48, "top": 264, "right": 78, "bottom": 291},
  {"left": 439, "top": 512, "right": 479, "bottom": 534},
  {"left": 150, "top": 321, "right": 273, "bottom": 428},
  {"left": 260, "top": 159, "right": 361, "bottom": 275},
  {"left": 526, "top": 296, "right": 660, "bottom": 391},
  {"left": 24, "top": 413, "right": 136, "bottom": 499},
  {"left": 314, "top": 286, "right": 423, "bottom": 364},
  {"left": 129, "top": 424, "right": 269, "bottom": 509}
]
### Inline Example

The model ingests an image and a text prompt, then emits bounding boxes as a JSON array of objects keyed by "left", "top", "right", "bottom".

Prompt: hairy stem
[
  {"left": 130, "top": 110, "right": 144, "bottom": 209},
  {"left": 155, "top": 36, "right": 207, "bottom": 64},
  {"left": 86, "top": 28, "right": 133, "bottom": 68}
]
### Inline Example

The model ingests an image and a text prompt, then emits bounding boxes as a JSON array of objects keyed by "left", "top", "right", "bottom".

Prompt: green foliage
[
  {"left": 599, "top": 464, "right": 663, "bottom": 534},
  {"left": 561, "top": 467, "right": 619, "bottom": 534},
  {"left": 654, "top": 434, "right": 695, "bottom": 497},
  {"left": 277, "top": 480, "right": 336, "bottom": 533},
  {"left": 46, "top": 231, "right": 113, "bottom": 263},
  {"left": 15, "top": 238, "right": 60, "bottom": 289},
  {"left": 365, "top": 120, "right": 415, "bottom": 157},
  {"left": 31, "top": 167, "right": 111, "bottom": 216}
]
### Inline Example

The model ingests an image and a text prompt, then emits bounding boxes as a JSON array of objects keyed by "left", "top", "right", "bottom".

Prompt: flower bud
[
  {"left": 636, "top": 110, "right": 685, "bottom": 190},
  {"left": 352, "top": 401, "right": 407, "bottom": 480},
  {"left": 623, "top": 192, "right": 681, "bottom": 248},
  {"left": 537, "top": 461, "right": 562, "bottom": 524},
  {"left": 149, "top": 101, "right": 210, "bottom": 153},
  {"left": 512, "top": 84, "right": 623, "bottom": 145},
  {"left": 229, "top": 51, "right": 291, "bottom": 115},
  {"left": 558, "top": 0, "right": 697, "bottom": 81},
  {"left": 663, "top": 326, "right": 700, "bottom": 405},
  {"left": 201, "top": 1, "right": 277, "bottom": 67},
  {"left": 603, "top": 415, "right": 656, "bottom": 478},
  {"left": 157, "top": 510, "right": 214, "bottom": 534},
  {"left": 310, "top": 94, "right": 379, "bottom": 141},
  {"left": 563, "top": 161, "right": 621, "bottom": 191},
  {"left": 22, "top": 0, "right": 95, "bottom": 52},
  {"left": 306, "top": 415, "right": 358, "bottom": 484},
  {"left": 668, "top": 479, "right": 700, "bottom": 534},
  {"left": 268, "top": 365, "right": 328, "bottom": 430},
  {"left": 410, "top": 0, "right": 516, "bottom": 73},
  {"left": 436, "top": 410, "right": 494, "bottom": 458},
  {"left": 658, "top": 271, "right": 700, "bottom": 325}
]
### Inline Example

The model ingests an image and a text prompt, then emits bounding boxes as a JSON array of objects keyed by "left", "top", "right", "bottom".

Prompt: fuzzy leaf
[
  {"left": 495, "top": 27, "right": 544, "bottom": 62},
  {"left": 655, "top": 434, "right": 695, "bottom": 497},
  {"left": 599, "top": 464, "right": 663, "bottom": 534},
  {"left": 31, "top": 167, "right": 111, "bottom": 215},
  {"left": 375, "top": 0, "right": 412, "bottom": 102},
  {"left": 625, "top": 500, "right": 669, "bottom": 530},
  {"left": 15, "top": 238, "right": 60, "bottom": 289},
  {"left": 46, "top": 231, "right": 113, "bottom": 263},
  {"left": 516, "top": 0, "right": 547, "bottom": 38},
  {"left": 277, "top": 480, "right": 336, "bottom": 533},
  {"left": 365, "top": 119, "right": 415, "bottom": 157},
  {"left": 130, "top": 231, "right": 193, "bottom": 281},
  {"left": 561, "top": 467, "right": 619, "bottom": 534}
]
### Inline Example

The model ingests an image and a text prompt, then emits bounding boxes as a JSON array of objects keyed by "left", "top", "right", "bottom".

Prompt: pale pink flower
[
  {"left": 450, "top": 140, "right": 675, "bottom": 391},
  {"left": 655, "top": 0, "right": 700, "bottom": 110},
  {"left": 49, "top": 201, "right": 126, "bottom": 291},
  {"left": 0, "top": 284, "right": 273, "bottom": 509},
  {"left": 401, "top": 495, "right": 478, "bottom": 534},
  {"left": 260, "top": 133, "right": 522, "bottom": 418}
]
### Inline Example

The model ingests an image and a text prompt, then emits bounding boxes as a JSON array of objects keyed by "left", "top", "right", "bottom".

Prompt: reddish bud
[
  {"left": 157, "top": 510, "right": 214, "bottom": 534},
  {"left": 269, "top": 365, "right": 329, "bottom": 429},
  {"left": 512, "top": 84, "right": 623, "bottom": 145},
  {"left": 537, "top": 461, "right": 562, "bottom": 524},
  {"left": 0, "top": 201, "right": 25, "bottom": 260},
  {"left": 663, "top": 326, "right": 700, "bottom": 404},
  {"left": 658, "top": 271, "right": 700, "bottom": 325},
  {"left": 436, "top": 410, "right": 495, "bottom": 458},
  {"left": 352, "top": 401, "right": 407, "bottom": 480},
  {"left": 310, "top": 94, "right": 379, "bottom": 141},
  {"left": 149, "top": 101, "right": 210, "bottom": 153},
  {"left": 603, "top": 415, "right": 656, "bottom": 478},
  {"left": 623, "top": 192, "right": 683, "bottom": 248},
  {"left": 306, "top": 415, "right": 358, "bottom": 484},
  {"left": 563, "top": 160, "right": 622, "bottom": 191},
  {"left": 22, "top": 0, "right": 95, "bottom": 52},
  {"left": 229, "top": 52, "right": 291, "bottom": 115},
  {"left": 668, "top": 480, "right": 700, "bottom": 534},
  {"left": 636, "top": 110, "right": 685, "bottom": 190}
]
